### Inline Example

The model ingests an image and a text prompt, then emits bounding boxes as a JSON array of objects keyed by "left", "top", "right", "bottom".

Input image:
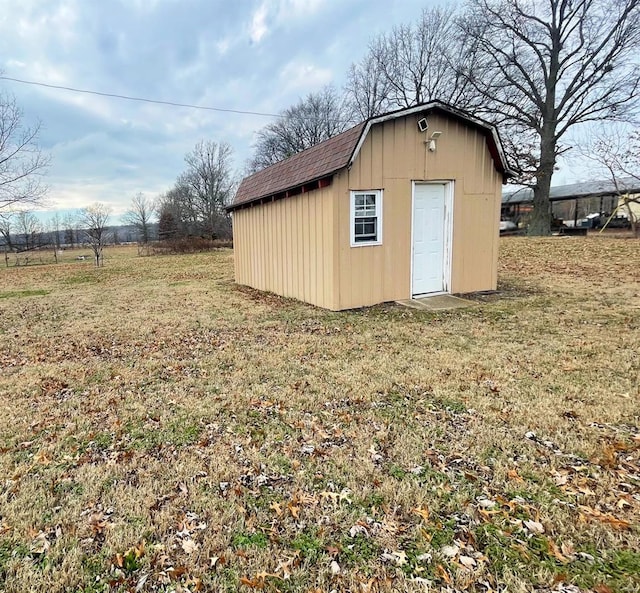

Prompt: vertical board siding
[
  {"left": 233, "top": 110, "right": 503, "bottom": 311},
  {"left": 336, "top": 113, "right": 502, "bottom": 309},
  {"left": 232, "top": 187, "right": 336, "bottom": 310}
]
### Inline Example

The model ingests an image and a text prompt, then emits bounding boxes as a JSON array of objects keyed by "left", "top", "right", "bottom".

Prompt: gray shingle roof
[{"left": 502, "top": 178, "right": 640, "bottom": 204}]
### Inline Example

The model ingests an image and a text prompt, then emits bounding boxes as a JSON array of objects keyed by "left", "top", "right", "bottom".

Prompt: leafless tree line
[
  {"left": 2, "top": 1, "right": 639, "bottom": 238},
  {"left": 248, "top": 0, "right": 640, "bottom": 235},
  {"left": 156, "top": 140, "right": 234, "bottom": 242}
]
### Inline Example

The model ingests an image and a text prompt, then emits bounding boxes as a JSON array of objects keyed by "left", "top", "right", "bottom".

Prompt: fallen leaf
[
  {"left": 412, "top": 507, "right": 430, "bottom": 521},
  {"left": 181, "top": 539, "right": 199, "bottom": 554},
  {"left": 29, "top": 532, "right": 50, "bottom": 555},
  {"left": 269, "top": 501, "right": 283, "bottom": 516},
  {"left": 436, "top": 564, "right": 452, "bottom": 584},
  {"left": 548, "top": 540, "right": 569, "bottom": 563},
  {"left": 135, "top": 573, "right": 149, "bottom": 592},
  {"left": 523, "top": 520, "right": 545, "bottom": 534},
  {"left": 349, "top": 524, "right": 369, "bottom": 538},
  {"left": 553, "top": 573, "right": 568, "bottom": 585},
  {"left": 459, "top": 555, "right": 476, "bottom": 568},
  {"left": 255, "top": 571, "right": 280, "bottom": 581},
  {"left": 578, "top": 506, "right": 631, "bottom": 530},
  {"left": 507, "top": 469, "right": 524, "bottom": 483},
  {"left": 392, "top": 550, "right": 407, "bottom": 566},
  {"left": 441, "top": 544, "right": 459, "bottom": 558},
  {"left": 239, "top": 576, "right": 258, "bottom": 588},
  {"left": 210, "top": 554, "right": 225, "bottom": 568}
]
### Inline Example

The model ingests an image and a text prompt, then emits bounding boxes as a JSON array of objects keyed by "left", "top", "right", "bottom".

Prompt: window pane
[
  {"left": 355, "top": 208, "right": 375, "bottom": 217},
  {"left": 354, "top": 216, "right": 377, "bottom": 242},
  {"left": 363, "top": 221, "right": 376, "bottom": 235},
  {"left": 365, "top": 194, "right": 375, "bottom": 206}
]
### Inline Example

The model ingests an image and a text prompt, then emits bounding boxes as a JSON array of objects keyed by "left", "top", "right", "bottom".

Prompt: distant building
[{"left": 502, "top": 178, "right": 640, "bottom": 227}]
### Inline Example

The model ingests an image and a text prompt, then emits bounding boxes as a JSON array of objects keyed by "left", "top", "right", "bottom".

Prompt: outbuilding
[{"left": 228, "top": 101, "right": 513, "bottom": 311}]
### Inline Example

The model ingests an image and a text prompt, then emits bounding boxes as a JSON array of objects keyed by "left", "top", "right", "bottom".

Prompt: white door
[{"left": 412, "top": 183, "right": 447, "bottom": 296}]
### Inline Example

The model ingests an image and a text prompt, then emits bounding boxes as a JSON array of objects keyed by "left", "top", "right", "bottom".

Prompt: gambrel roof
[{"left": 230, "top": 101, "right": 513, "bottom": 212}]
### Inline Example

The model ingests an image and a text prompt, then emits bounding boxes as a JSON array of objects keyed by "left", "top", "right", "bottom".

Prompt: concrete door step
[{"left": 396, "top": 294, "right": 475, "bottom": 311}]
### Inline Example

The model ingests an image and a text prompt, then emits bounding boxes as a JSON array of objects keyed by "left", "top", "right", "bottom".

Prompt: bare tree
[
  {"left": 123, "top": 192, "right": 155, "bottom": 247},
  {"left": 578, "top": 127, "right": 640, "bottom": 236},
  {"left": 157, "top": 200, "right": 180, "bottom": 242},
  {"left": 63, "top": 212, "right": 77, "bottom": 248},
  {"left": 80, "top": 203, "right": 111, "bottom": 267},
  {"left": 16, "top": 210, "right": 40, "bottom": 251},
  {"left": 248, "top": 87, "right": 354, "bottom": 172},
  {"left": 0, "top": 91, "right": 50, "bottom": 212},
  {"left": 46, "top": 212, "right": 62, "bottom": 263},
  {"left": 459, "top": 0, "right": 640, "bottom": 235},
  {"left": 178, "top": 140, "right": 235, "bottom": 239},
  {"left": 0, "top": 212, "right": 13, "bottom": 265},
  {"left": 345, "top": 54, "right": 394, "bottom": 120},
  {"left": 156, "top": 185, "right": 193, "bottom": 240},
  {"left": 49, "top": 211, "right": 61, "bottom": 248},
  {"left": 345, "top": 7, "right": 481, "bottom": 118}
]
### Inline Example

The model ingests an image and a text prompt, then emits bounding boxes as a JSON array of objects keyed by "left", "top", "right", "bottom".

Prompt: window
[{"left": 350, "top": 190, "right": 382, "bottom": 246}]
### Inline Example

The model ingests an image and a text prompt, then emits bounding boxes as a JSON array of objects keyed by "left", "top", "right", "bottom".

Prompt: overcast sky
[{"left": 1, "top": 0, "right": 592, "bottom": 223}]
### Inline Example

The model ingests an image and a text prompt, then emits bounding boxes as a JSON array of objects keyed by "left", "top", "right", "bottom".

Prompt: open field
[{"left": 0, "top": 238, "right": 638, "bottom": 593}]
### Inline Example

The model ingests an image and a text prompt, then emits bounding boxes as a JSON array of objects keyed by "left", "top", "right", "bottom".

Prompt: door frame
[{"left": 410, "top": 180, "right": 454, "bottom": 297}]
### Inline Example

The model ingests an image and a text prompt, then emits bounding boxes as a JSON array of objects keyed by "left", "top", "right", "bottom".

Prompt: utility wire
[{"left": 0, "top": 75, "right": 282, "bottom": 118}]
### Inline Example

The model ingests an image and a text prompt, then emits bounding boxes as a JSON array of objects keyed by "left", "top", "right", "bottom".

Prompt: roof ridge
[{"left": 230, "top": 101, "right": 511, "bottom": 211}]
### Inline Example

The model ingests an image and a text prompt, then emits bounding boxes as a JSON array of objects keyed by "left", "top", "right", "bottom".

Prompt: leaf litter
[{"left": 0, "top": 240, "right": 639, "bottom": 592}]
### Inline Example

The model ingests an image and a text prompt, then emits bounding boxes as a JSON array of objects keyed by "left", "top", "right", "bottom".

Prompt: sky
[
  {"left": 0, "top": 0, "right": 598, "bottom": 224},
  {"left": 0, "top": 0, "right": 435, "bottom": 222}
]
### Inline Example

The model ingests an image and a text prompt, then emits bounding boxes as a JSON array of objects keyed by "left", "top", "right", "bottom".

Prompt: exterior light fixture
[{"left": 428, "top": 131, "right": 442, "bottom": 152}]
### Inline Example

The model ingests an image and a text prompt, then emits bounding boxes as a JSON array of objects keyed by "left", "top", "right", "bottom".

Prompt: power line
[{"left": 0, "top": 75, "right": 282, "bottom": 118}]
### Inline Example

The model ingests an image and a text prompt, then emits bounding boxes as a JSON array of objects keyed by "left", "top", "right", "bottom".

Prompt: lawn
[{"left": 0, "top": 237, "right": 638, "bottom": 593}]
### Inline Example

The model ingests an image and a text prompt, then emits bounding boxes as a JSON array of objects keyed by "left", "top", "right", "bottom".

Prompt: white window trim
[{"left": 350, "top": 189, "right": 383, "bottom": 247}]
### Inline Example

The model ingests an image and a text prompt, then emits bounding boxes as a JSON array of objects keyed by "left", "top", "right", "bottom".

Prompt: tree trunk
[
  {"left": 529, "top": 177, "right": 553, "bottom": 235},
  {"left": 528, "top": 133, "right": 556, "bottom": 236},
  {"left": 623, "top": 198, "right": 639, "bottom": 238}
]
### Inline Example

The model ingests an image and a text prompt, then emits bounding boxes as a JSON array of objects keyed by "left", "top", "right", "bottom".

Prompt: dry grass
[{"left": 0, "top": 238, "right": 638, "bottom": 593}]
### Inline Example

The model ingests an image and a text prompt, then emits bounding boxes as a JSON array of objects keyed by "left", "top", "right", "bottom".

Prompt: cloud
[
  {"left": 248, "top": 0, "right": 327, "bottom": 45},
  {"left": 279, "top": 61, "right": 333, "bottom": 94},
  {"left": 249, "top": 2, "right": 269, "bottom": 44},
  {"left": 276, "top": 0, "right": 325, "bottom": 21},
  {"left": 0, "top": 0, "right": 442, "bottom": 216}
]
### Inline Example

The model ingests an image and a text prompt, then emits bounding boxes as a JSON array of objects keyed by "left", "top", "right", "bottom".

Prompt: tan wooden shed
[{"left": 228, "top": 101, "right": 513, "bottom": 311}]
